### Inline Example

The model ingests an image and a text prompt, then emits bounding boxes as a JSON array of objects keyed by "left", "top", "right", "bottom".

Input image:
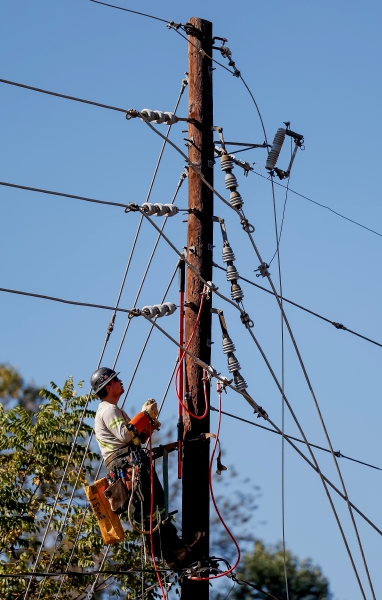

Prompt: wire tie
[
  {"left": 255, "top": 263, "right": 270, "bottom": 278},
  {"left": 125, "top": 203, "right": 140, "bottom": 213},
  {"left": 240, "top": 217, "right": 255, "bottom": 233},
  {"left": 240, "top": 312, "right": 254, "bottom": 329},
  {"left": 125, "top": 108, "right": 140, "bottom": 120}
]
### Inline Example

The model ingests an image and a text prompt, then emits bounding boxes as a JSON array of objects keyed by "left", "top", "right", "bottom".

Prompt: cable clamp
[
  {"left": 167, "top": 21, "right": 183, "bottom": 30},
  {"left": 332, "top": 321, "right": 346, "bottom": 330},
  {"left": 219, "top": 375, "right": 233, "bottom": 392},
  {"left": 128, "top": 308, "right": 141, "bottom": 319},
  {"left": 255, "top": 262, "right": 270, "bottom": 278},
  {"left": 255, "top": 405, "right": 268, "bottom": 419},
  {"left": 240, "top": 217, "right": 255, "bottom": 233},
  {"left": 124, "top": 203, "right": 140, "bottom": 213},
  {"left": 125, "top": 108, "right": 140, "bottom": 120},
  {"left": 240, "top": 312, "right": 254, "bottom": 329},
  {"left": 203, "top": 281, "right": 218, "bottom": 299}
]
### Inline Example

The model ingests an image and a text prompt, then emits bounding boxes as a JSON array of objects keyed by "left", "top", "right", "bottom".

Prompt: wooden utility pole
[{"left": 181, "top": 16, "right": 213, "bottom": 600}]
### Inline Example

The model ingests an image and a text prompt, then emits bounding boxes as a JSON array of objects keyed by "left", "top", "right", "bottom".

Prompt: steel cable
[
  {"left": 209, "top": 406, "right": 382, "bottom": 471},
  {"left": 137, "top": 313, "right": 382, "bottom": 538},
  {"left": 53, "top": 263, "right": 178, "bottom": 599},
  {"left": 52, "top": 262, "right": 178, "bottom": 599},
  {"left": 242, "top": 229, "right": 375, "bottom": 598},
  {"left": 33, "top": 78, "right": 186, "bottom": 597}
]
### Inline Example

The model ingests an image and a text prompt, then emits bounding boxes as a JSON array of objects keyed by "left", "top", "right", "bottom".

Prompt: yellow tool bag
[{"left": 85, "top": 477, "right": 125, "bottom": 545}]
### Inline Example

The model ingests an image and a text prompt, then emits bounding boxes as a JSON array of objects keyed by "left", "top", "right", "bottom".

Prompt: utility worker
[{"left": 91, "top": 366, "right": 203, "bottom": 570}]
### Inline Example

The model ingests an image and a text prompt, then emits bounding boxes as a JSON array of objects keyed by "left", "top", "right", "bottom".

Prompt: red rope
[
  {"left": 190, "top": 382, "right": 241, "bottom": 581},
  {"left": 174, "top": 292, "right": 208, "bottom": 419},
  {"left": 149, "top": 427, "right": 167, "bottom": 599}
]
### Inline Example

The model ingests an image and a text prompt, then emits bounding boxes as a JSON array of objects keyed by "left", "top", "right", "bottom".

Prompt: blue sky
[{"left": 1, "top": 1, "right": 382, "bottom": 598}]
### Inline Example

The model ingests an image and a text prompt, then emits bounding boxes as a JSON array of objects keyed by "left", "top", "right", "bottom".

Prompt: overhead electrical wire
[
  {"left": 88, "top": 0, "right": 170, "bottom": 23},
  {"left": 138, "top": 311, "right": 382, "bottom": 538},
  {"left": 2, "top": 15, "right": 379, "bottom": 593},
  {"left": 2, "top": 77, "right": 380, "bottom": 238},
  {"left": 44, "top": 80, "right": 188, "bottom": 596},
  {"left": 51, "top": 263, "right": 179, "bottom": 600},
  {"left": 51, "top": 79, "right": 188, "bottom": 598},
  {"left": 251, "top": 170, "right": 382, "bottom": 238},
  {"left": 240, "top": 230, "right": 375, "bottom": 598},
  {"left": 209, "top": 406, "right": 382, "bottom": 471},
  {"left": 212, "top": 261, "right": 382, "bottom": 349}
]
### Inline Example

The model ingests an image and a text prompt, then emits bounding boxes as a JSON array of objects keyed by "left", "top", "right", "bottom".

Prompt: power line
[
  {"left": 251, "top": 170, "right": 382, "bottom": 238},
  {"left": 89, "top": 0, "right": 169, "bottom": 23},
  {"left": 50, "top": 80, "right": 188, "bottom": 597},
  {"left": 0, "top": 181, "right": 127, "bottom": 209},
  {"left": 139, "top": 312, "right": 382, "bottom": 538},
  {"left": 213, "top": 261, "right": 382, "bottom": 349},
  {"left": 240, "top": 231, "right": 374, "bottom": 598},
  {"left": 0, "top": 78, "right": 127, "bottom": 113},
  {"left": 0, "top": 287, "right": 136, "bottom": 315},
  {"left": 210, "top": 406, "right": 382, "bottom": 471}
]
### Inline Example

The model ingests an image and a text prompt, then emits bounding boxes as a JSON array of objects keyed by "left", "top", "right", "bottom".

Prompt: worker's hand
[
  {"left": 141, "top": 398, "right": 159, "bottom": 421},
  {"left": 151, "top": 417, "right": 161, "bottom": 430}
]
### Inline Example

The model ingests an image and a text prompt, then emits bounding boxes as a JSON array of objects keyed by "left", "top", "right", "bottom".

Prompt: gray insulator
[
  {"left": 231, "top": 282, "right": 244, "bottom": 302},
  {"left": 225, "top": 172, "right": 238, "bottom": 190},
  {"left": 230, "top": 190, "right": 243, "bottom": 209},
  {"left": 265, "top": 128, "right": 286, "bottom": 171},
  {"left": 141, "top": 108, "right": 155, "bottom": 121},
  {"left": 234, "top": 371, "right": 248, "bottom": 391},
  {"left": 222, "top": 243, "right": 235, "bottom": 263},
  {"left": 141, "top": 203, "right": 156, "bottom": 216},
  {"left": 163, "top": 302, "right": 177, "bottom": 316},
  {"left": 220, "top": 155, "right": 234, "bottom": 171},
  {"left": 153, "top": 203, "right": 167, "bottom": 216},
  {"left": 152, "top": 110, "right": 166, "bottom": 124},
  {"left": 226, "top": 264, "right": 239, "bottom": 282},
  {"left": 141, "top": 305, "right": 157, "bottom": 318},
  {"left": 164, "top": 111, "right": 179, "bottom": 125},
  {"left": 227, "top": 353, "right": 241, "bottom": 373},
  {"left": 152, "top": 304, "right": 167, "bottom": 317},
  {"left": 163, "top": 204, "right": 179, "bottom": 217},
  {"left": 222, "top": 335, "right": 236, "bottom": 354}
]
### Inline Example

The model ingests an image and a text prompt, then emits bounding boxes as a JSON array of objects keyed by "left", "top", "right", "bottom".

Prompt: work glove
[{"left": 141, "top": 398, "right": 159, "bottom": 422}]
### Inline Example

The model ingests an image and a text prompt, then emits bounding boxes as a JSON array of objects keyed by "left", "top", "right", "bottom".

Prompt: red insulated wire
[
  {"left": 190, "top": 382, "right": 241, "bottom": 581},
  {"left": 174, "top": 292, "right": 208, "bottom": 419},
  {"left": 149, "top": 427, "right": 167, "bottom": 600}
]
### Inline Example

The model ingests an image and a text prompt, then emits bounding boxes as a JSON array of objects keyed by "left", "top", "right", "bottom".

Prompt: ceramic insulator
[
  {"left": 222, "top": 335, "right": 236, "bottom": 354},
  {"left": 234, "top": 372, "right": 248, "bottom": 391},
  {"left": 141, "top": 203, "right": 156, "bottom": 216},
  {"left": 222, "top": 243, "right": 235, "bottom": 263},
  {"left": 226, "top": 264, "right": 239, "bottom": 282},
  {"left": 220, "top": 155, "right": 234, "bottom": 171},
  {"left": 231, "top": 282, "right": 244, "bottom": 302},
  {"left": 163, "top": 302, "right": 177, "bottom": 316},
  {"left": 227, "top": 353, "right": 241, "bottom": 373},
  {"left": 265, "top": 128, "right": 286, "bottom": 170},
  {"left": 225, "top": 172, "right": 238, "bottom": 190},
  {"left": 230, "top": 190, "right": 243, "bottom": 209}
]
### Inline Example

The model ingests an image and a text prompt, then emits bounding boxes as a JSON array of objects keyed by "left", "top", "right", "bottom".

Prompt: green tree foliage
[
  {"left": 228, "top": 540, "right": 332, "bottom": 600},
  {"left": 0, "top": 375, "right": 151, "bottom": 599}
]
